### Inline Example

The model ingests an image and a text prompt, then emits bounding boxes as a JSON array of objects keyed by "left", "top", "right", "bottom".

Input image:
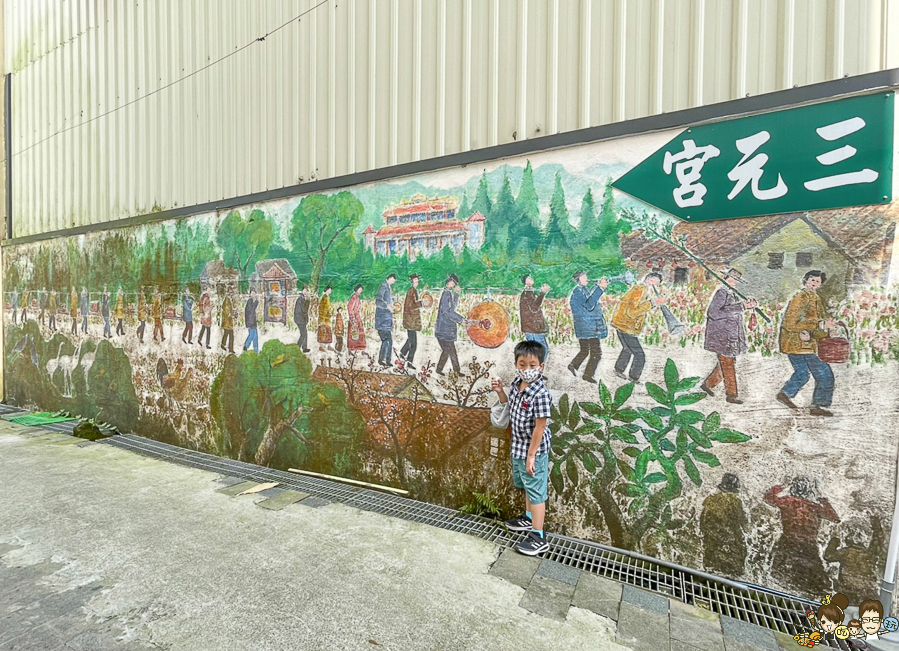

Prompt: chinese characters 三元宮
[{"left": 662, "top": 115, "right": 881, "bottom": 211}]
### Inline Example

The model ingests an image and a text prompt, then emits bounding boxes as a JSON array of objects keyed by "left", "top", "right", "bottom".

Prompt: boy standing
[{"left": 491, "top": 340, "right": 554, "bottom": 556}]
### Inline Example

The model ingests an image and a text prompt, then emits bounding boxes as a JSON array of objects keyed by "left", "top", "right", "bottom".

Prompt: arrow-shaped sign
[{"left": 613, "top": 92, "right": 894, "bottom": 222}]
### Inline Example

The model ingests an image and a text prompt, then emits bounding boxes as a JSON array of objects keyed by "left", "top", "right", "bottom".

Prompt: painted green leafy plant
[{"left": 548, "top": 358, "right": 750, "bottom": 551}]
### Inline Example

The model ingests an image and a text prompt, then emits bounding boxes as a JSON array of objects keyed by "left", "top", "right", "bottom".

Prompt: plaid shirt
[{"left": 508, "top": 375, "right": 553, "bottom": 460}]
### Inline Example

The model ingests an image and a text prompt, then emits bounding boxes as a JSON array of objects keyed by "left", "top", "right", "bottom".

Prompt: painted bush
[{"left": 5, "top": 130, "right": 898, "bottom": 604}]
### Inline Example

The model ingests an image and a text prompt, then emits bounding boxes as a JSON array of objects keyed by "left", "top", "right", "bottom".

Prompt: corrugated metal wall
[{"left": 5, "top": 0, "right": 899, "bottom": 238}]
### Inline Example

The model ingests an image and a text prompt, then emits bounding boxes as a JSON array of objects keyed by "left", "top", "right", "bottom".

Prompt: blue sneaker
[
  {"left": 515, "top": 531, "right": 549, "bottom": 556},
  {"left": 504, "top": 515, "right": 532, "bottom": 532}
]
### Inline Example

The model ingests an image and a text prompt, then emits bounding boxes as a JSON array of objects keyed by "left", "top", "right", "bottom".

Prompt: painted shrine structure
[
  {"left": 363, "top": 194, "right": 485, "bottom": 260},
  {"left": 249, "top": 259, "right": 298, "bottom": 324}
]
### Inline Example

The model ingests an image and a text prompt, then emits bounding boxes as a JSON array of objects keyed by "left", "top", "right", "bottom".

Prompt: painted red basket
[{"left": 818, "top": 321, "right": 850, "bottom": 364}]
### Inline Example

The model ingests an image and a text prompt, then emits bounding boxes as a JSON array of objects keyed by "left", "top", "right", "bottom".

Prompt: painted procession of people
[{"left": 6, "top": 262, "right": 844, "bottom": 415}]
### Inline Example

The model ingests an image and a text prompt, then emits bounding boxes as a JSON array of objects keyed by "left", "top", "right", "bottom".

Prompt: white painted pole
[
  {"left": 880, "top": 467, "right": 899, "bottom": 612},
  {"left": 882, "top": 92, "right": 899, "bottom": 614},
  {"left": 288, "top": 467, "right": 409, "bottom": 496}
]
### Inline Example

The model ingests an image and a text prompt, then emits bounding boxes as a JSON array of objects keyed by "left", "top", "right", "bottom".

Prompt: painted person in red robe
[
  {"left": 347, "top": 284, "right": 367, "bottom": 352},
  {"left": 764, "top": 477, "right": 840, "bottom": 595}
]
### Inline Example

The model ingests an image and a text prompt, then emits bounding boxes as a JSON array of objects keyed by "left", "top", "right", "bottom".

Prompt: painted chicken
[{"left": 156, "top": 358, "right": 193, "bottom": 405}]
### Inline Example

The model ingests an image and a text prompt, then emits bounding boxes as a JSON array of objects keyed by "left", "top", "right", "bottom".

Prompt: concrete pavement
[{"left": 0, "top": 422, "right": 625, "bottom": 651}]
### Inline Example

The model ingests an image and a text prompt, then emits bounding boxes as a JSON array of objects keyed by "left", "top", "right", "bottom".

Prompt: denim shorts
[{"left": 511, "top": 453, "right": 549, "bottom": 505}]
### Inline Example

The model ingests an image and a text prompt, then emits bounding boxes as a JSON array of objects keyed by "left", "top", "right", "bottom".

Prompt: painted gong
[{"left": 466, "top": 300, "right": 510, "bottom": 348}]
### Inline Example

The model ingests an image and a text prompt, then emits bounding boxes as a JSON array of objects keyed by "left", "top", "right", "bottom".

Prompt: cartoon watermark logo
[{"left": 794, "top": 594, "right": 898, "bottom": 647}]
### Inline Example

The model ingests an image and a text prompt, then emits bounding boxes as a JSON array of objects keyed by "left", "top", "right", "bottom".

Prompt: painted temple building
[
  {"left": 249, "top": 258, "right": 298, "bottom": 324},
  {"left": 363, "top": 194, "right": 485, "bottom": 259}
]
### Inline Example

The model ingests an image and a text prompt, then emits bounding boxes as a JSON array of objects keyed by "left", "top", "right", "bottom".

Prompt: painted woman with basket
[
  {"left": 347, "top": 284, "right": 367, "bottom": 352},
  {"left": 776, "top": 270, "right": 838, "bottom": 417},
  {"left": 317, "top": 285, "right": 334, "bottom": 352}
]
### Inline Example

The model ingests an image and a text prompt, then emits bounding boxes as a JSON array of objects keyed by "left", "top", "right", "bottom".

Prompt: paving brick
[
  {"left": 571, "top": 572, "right": 622, "bottom": 621},
  {"left": 669, "top": 600, "right": 723, "bottom": 651},
  {"left": 616, "top": 601, "right": 670, "bottom": 651},
  {"left": 672, "top": 641, "right": 708, "bottom": 651},
  {"left": 488, "top": 548, "right": 540, "bottom": 589},
  {"left": 255, "top": 486, "right": 288, "bottom": 499},
  {"left": 774, "top": 631, "right": 801, "bottom": 651},
  {"left": 670, "top": 614, "right": 724, "bottom": 651},
  {"left": 29, "top": 433, "right": 71, "bottom": 442},
  {"left": 213, "top": 475, "right": 246, "bottom": 487},
  {"left": 49, "top": 437, "right": 84, "bottom": 446},
  {"left": 720, "top": 616, "right": 778, "bottom": 651},
  {"left": 622, "top": 585, "right": 670, "bottom": 616},
  {"left": 256, "top": 490, "right": 309, "bottom": 511},
  {"left": 0, "top": 622, "right": 67, "bottom": 650},
  {"left": 214, "top": 481, "right": 260, "bottom": 497},
  {"left": 298, "top": 496, "right": 332, "bottom": 509},
  {"left": 536, "top": 559, "right": 580, "bottom": 586},
  {"left": 518, "top": 574, "right": 576, "bottom": 621}
]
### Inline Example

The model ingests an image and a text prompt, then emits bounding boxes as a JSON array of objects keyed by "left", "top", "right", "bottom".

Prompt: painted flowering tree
[{"left": 549, "top": 358, "right": 751, "bottom": 551}]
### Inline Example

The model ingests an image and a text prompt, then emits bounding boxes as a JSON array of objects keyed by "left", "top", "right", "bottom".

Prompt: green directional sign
[{"left": 613, "top": 92, "right": 894, "bottom": 222}]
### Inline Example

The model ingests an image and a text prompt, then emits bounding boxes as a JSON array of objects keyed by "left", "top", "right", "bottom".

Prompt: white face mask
[{"left": 517, "top": 367, "right": 542, "bottom": 383}]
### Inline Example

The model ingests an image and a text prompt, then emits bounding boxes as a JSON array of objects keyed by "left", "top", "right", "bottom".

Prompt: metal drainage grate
[
  {"left": 0, "top": 403, "right": 27, "bottom": 416},
  {"left": 92, "top": 431, "right": 830, "bottom": 639},
  {"left": 1, "top": 403, "right": 825, "bottom": 643}
]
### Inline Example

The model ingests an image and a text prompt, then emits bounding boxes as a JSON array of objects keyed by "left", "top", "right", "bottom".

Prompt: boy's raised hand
[{"left": 490, "top": 377, "right": 503, "bottom": 395}]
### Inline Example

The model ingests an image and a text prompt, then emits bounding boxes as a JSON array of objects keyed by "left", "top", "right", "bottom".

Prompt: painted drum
[{"left": 466, "top": 300, "right": 510, "bottom": 349}]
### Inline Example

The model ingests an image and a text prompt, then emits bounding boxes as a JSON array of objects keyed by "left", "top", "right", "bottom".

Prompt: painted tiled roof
[
  {"left": 255, "top": 258, "right": 297, "bottom": 280},
  {"left": 621, "top": 202, "right": 899, "bottom": 266},
  {"left": 375, "top": 220, "right": 469, "bottom": 238},
  {"left": 200, "top": 260, "right": 239, "bottom": 279},
  {"left": 383, "top": 198, "right": 459, "bottom": 218}
]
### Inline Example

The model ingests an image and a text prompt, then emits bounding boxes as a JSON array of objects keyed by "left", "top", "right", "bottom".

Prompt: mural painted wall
[{"left": 4, "top": 113, "right": 899, "bottom": 604}]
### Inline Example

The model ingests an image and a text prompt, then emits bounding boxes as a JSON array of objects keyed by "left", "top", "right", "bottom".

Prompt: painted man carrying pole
[{"left": 700, "top": 268, "right": 758, "bottom": 404}]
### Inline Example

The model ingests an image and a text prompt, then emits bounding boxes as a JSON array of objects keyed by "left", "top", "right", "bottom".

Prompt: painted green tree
[
  {"left": 509, "top": 163, "right": 543, "bottom": 258},
  {"left": 209, "top": 339, "right": 366, "bottom": 473},
  {"left": 549, "top": 359, "right": 751, "bottom": 551},
  {"left": 216, "top": 209, "right": 273, "bottom": 279},
  {"left": 457, "top": 192, "right": 472, "bottom": 220},
  {"left": 173, "top": 219, "right": 219, "bottom": 285},
  {"left": 471, "top": 171, "right": 493, "bottom": 222},
  {"left": 593, "top": 179, "right": 629, "bottom": 262},
  {"left": 578, "top": 188, "right": 597, "bottom": 239},
  {"left": 290, "top": 192, "right": 364, "bottom": 294},
  {"left": 515, "top": 160, "right": 541, "bottom": 233},
  {"left": 541, "top": 171, "right": 574, "bottom": 261},
  {"left": 482, "top": 174, "right": 516, "bottom": 259}
]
